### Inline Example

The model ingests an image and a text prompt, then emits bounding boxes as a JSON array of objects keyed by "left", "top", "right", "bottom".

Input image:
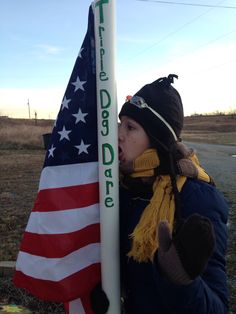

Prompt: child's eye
[{"left": 127, "top": 123, "right": 135, "bottom": 131}]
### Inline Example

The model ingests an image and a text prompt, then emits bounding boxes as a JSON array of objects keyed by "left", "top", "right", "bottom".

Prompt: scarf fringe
[{"left": 128, "top": 176, "right": 185, "bottom": 262}]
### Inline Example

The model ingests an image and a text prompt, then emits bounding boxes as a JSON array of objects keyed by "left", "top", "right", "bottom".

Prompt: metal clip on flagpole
[{"left": 94, "top": 0, "right": 120, "bottom": 313}]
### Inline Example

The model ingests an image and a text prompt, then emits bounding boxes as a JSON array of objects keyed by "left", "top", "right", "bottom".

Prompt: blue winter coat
[{"left": 120, "top": 178, "right": 228, "bottom": 314}]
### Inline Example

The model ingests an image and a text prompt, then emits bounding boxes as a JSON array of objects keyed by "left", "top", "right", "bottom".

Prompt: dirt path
[{"left": 0, "top": 150, "right": 45, "bottom": 261}]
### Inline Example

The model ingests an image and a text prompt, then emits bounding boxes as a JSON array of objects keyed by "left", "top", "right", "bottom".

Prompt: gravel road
[{"left": 185, "top": 141, "right": 236, "bottom": 190}]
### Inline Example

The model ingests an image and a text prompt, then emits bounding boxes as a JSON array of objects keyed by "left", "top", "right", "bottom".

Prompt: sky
[{"left": 1, "top": 0, "right": 236, "bottom": 119}]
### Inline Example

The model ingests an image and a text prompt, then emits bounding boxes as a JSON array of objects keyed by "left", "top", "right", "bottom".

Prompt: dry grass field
[
  {"left": 0, "top": 115, "right": 236, "bottom": 313},
  {"left": 182, "top": 114, "right": 236, "bottom": 145},
  {"left": 0, "top": 117, "right": 53, "bottom": 150}
]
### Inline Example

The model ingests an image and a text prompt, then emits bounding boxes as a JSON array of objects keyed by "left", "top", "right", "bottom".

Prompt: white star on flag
[
  {"left": 58, "top": 126, "right": 72, "bottom": 141},
  {"left": 78, "top": 48, "right": 84, "bottom": 58},
  {"left": 71, "top": 76, "right": 86, "bottom": 92},
  {"left": 61, "top": 96, "right": 71, "bottom": 110},
  {"left": 48, "top": 144, "right": 56, "bottom": 158},
  {"left": 72, "top": 109, "right": 88, "bottom": 124},
  {"left": 74, "top": 139, "right": 90, "bottom": 155}
]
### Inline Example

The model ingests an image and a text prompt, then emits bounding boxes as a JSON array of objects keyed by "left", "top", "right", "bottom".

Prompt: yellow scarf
[{"left": 127, "top": 148, "right": 211, "bottom": 263}]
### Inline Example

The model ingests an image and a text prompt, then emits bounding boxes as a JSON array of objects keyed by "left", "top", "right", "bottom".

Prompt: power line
[
  {"left": 123, "top": 0, "right": 236, "bottom": 78},
  {"left": 124, "top": 0, "right": 233, "bottom": 63},
  {"left": 124, "top": 1, "right": 220, "bottom": 62},
  {"left": 137, "top": 0, "right": 236, "bottom": 9}
]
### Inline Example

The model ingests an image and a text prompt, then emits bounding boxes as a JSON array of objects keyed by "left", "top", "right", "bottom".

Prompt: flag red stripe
[
  {"left": 14, "top": 263, "right": 101, "bottom": 302},
  {"left": 33, "top": 182, "right": 99, "bottom": 212},
  {"left": 20, "top": 224, "right": 100, "bottom": 258},
  {"left": 81, "top": 294, "right": 94, "bottom": 314}
]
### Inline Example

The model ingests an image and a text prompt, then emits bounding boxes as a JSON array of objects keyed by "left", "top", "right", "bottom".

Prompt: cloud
[
  {"left": 36, "top": 44, "right": 62, "bottom": 55},
  {"left": 33, "top": 44, "right": 63, "bottom": 59}
]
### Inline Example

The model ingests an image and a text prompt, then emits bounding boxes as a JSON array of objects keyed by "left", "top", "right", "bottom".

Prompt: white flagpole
[{"left": 94, "top": 0, "right": 120, "bottom": 313}]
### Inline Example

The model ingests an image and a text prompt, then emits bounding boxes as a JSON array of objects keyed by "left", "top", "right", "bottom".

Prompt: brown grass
[
  {"left": 182, "top": 114, "right": 236, "bottom": 146},
  {"left": 1, "top": 114, "right": 236, "bottom": 149},
  {"left": 0, "top": 117, "right": 53, "bottom": 149},
  {"left": 0, "top": 149, "right": 45, "bottom": 261}
]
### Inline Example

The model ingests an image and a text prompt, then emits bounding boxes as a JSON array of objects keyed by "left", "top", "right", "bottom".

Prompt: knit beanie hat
[{"left": 119, "top": 74, "right": 184, "bottom": 150}]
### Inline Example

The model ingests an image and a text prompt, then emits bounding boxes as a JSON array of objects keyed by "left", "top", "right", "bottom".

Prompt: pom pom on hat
[{"left": 119, "top": 74, "right": 184, "bottom": 150}]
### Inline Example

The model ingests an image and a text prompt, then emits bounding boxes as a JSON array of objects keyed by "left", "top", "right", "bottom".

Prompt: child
[{"left": 91, "top": 74, "right": 228, "bottom": 314}]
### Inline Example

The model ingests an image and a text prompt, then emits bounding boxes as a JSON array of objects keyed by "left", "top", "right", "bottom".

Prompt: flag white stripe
[
  {"left": 26, "top": 204, "right": 99, "bottom": 234},
  {"left": 39, "top": 162, "right": 98, "bottom": 191},
  {"left": 69, "top": 299, "right": 86, "bottom": 314},
  {"left": 16, "top": 243, "right": 100, "bottom": 281}
]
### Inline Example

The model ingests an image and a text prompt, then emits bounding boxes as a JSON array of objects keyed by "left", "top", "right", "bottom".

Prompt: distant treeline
[{"left": 188, "top": 110, "right": 236, "bottom": 118}]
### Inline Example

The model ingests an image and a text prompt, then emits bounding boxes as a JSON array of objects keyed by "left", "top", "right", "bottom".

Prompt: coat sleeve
[{"left": 154, "top": 180, "right": 228, "bottom": 314}]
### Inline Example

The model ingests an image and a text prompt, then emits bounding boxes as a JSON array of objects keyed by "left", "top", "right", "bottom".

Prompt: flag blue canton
[{"left": 44, "top": 7, "right": 97, "bottom": 168}]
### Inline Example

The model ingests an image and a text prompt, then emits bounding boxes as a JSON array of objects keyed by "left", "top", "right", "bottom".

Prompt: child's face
[{"left": 118, "top": 115, "right": 150, "bottom": 173}]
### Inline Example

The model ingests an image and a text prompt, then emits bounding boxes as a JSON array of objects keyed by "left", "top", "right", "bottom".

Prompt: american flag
[{"left": 13, "top": 5, "right": 101, "bottom": 311}]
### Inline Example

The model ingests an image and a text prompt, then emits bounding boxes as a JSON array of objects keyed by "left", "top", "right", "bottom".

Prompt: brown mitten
[
  {"left": 173, "top": 214, "right": 215, "bottom": 279},
  {"left": 156, "top": 214, "right": 215, "bottom": 284},
  {"left": 156, "top": 220, "right": 192, "bottom": 285}
]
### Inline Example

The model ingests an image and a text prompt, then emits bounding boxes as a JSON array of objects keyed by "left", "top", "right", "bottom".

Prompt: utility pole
[
  {"left": 27, "top": 99, "right": 31, "bottom": 119},
  {"left": 34, "top": 111, "right": 37, "bottom": 125}
]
